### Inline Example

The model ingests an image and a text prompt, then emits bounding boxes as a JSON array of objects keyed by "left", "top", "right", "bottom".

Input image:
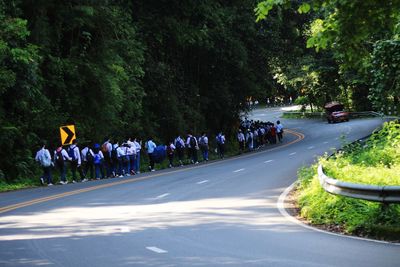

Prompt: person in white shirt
[
  {"left": 216, "top": 132, "right": 225, "bottom": 159},
  {"left": 237, "top": 129, "right": 245, "bottom": 154},
  {"left": 174, "top": 135, "right": 185, "bottom": 166},
  {"left": 186, "top": 133, "right": 199, "bottom": 164},
  {"left": 199, "top": 132, "right": 209, "bottom": 161},
  {"left": 276, "top": 120, "right": 284, "bottom": 143},
  {"left": 166, "top": 141, "right": 176, "bottom": 167},
  {"left": 35, "top": 142, "right": 53, "bottom": 186},
  {"left": 246, "top": 129, "right": 254, "bottom": 151},
  {"left": 133, "top": 138, "right": 141, "bottom": 173},
  {"left": 93, "top": 143, "right": 104, "bottom": 179},
  {"left": 54, "top": 146, "right": 71, "bottom": 184},
  {"left": 116, "top": 142, "right": 125, "bottom": 176},
  {"left": 68, "top": 139, "right": 85, "bottom": 183},
  {"left": 126, "top": 138, "right": 137, "bottom": 175},
  {"left": 81, "top": 145, "right": 94, "bottom": 180},
  {"left": 145, "top": 137, "right": 157, "bottom": 171}
]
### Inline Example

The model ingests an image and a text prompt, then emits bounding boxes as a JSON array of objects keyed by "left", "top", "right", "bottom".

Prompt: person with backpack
[
  {"left": 81, "top": 144, "right": 94, "bottom": 181},
  {"left": 174, "top": 135, "right": 185, "bottom": 166},
  {"left": 145, "top": 137, "right": 157, "bottom": 171},
  {"left": 35, "top": 142, "right": 53, "bottom": 186},
  {"left": 121, "top": 141, "right": 131, "bottom": 176},
  {"left": 186, "top": 133, "right": 199, "bottom": 164},
  {"left": 199, "top": 132, "right": 209, "bottom": 162},
  {"left": 54, "top": 146, "right": 71, "bottom": 184},
  {"left": 216, "top": 132, "right": 225, "bottom": 159},
  {"left": 166, "top": 141, "right": 175, "bottom": 168},
  {"left": 101, "top": 139, "right": 113, "bottom": 178},
  {"left": 111, "top": 141, "right": 120, "bottom": 177},
  {"left": 93, "top": 143, "right": 104, "bottom": 179},
  {"left": 68, "top": 139, "right": 85, "bottom": 183},
  {"left": 126, "top": 138, "right": 136, "bottom": 175}
]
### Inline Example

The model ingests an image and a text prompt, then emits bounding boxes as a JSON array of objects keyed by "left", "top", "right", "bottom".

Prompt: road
[{"left": 0, "top": 107, "right": 398, "bottom": 266}]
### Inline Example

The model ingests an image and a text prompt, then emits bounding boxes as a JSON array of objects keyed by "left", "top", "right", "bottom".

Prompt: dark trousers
[
  {"left": 42, "top": 166, "right": 53, "bottom": 184},
  {"left": 71, "top": 161, "right": 84, "bottom": 181},
  {"left": 148, "top": 153, "right": 154, "bottom": 170},
  {"left": 56, "top": 162, "right": 66, "bottom": 182},
  {"left": 217, "top": 144, "right": 225, "bottom": 158},
  {"left": 190, "top": 148, "right": 198, "bottom": 163},
  {"left": 83, "top": 161, "right": 94, "bottom": 179},
  {"left": 168, "top": 154, "right": 174, "bottom": 166}
]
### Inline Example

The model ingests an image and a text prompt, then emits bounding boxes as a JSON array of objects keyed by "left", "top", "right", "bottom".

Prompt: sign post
[{"left": 60, "top": 125, "right": 76, "bottom": 146}]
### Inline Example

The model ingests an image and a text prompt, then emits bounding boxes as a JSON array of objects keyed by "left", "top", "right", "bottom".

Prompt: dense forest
[{"left": 0, "top": 0, "right": 399, "bottom": 182}]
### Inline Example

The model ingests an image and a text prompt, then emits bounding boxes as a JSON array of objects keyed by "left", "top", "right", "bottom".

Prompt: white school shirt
[
  {"left": 276, "top": 124, "right": 284, "bottom": 133},
  {"left": 237, "top": 132, "right": 245, "bottom": 142},
  {"left": 116, "top": 146, "right": 124, "bottom": 158},
  {"left": 81, "top": 147, "right": 94, "bottom": 162},
  {"left": 70, "top": 145, "right": 82, "bottom": 165},
  {"left": 134, "top": 141, "right": 141, "bottom": 153}
]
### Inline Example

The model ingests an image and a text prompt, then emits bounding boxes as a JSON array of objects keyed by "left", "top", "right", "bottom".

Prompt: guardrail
[
  {"left": 282, "top": 111, "right": 384, "bottom": 118},
  {"left": 318, "top": 165, "right": 400, "bottom": 204}
]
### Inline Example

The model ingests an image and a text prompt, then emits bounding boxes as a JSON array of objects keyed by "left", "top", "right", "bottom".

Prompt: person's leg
[
  {"left": 130, "top": 155, "right": 135, "bottom": 174},
  {"left": 71, "top": 162, "right": 77, "bottom": 182},
  {"left": 135, "top": 153, "right": 140, "bottom": 173},
  {"left": 60, "top": 163, "right": 66, "bottom": 183}
]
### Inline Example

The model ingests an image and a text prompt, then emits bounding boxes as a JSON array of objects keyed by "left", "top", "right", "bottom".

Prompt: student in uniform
[
  {"left": 35, "top": 142, "right": 53, "bottom": 186},
  {"left": 54, "top": 146, "right": 71, "bottom": 184},
  {"left": 81, "top": 144, "right": 94, "bottom": 180}
]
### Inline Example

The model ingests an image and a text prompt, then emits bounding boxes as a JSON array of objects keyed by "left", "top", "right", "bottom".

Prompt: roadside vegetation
[{"left": 296, "top": 121, "right": 400, "bottom": 241}]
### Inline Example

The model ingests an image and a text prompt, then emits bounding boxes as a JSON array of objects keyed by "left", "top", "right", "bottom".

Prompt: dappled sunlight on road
[{"left": 0, "top": 196, "right": 296, "bottom": 241}]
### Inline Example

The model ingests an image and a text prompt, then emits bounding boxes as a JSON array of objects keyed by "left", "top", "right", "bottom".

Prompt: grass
[{"left": 296, "top": 120, "right": 400, "bottom": 241}]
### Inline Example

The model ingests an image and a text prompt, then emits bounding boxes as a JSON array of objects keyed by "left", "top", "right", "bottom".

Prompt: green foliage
[
  {"left": 255, "top": 0, "right": 400, "bottom": 111},
  {"left": 0, "top": 0, "right": 277, "bottom": 184},
  {"left": 297, "top": 121, "right": 400, "bottom": 240}
]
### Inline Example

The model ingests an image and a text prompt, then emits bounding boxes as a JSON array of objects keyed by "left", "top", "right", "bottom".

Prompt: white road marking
[
  {"left": 119, "top": 227, "right": 130, "bottom": 233},
  {"left": 197, "top": 180, "right": 209, "bottom": 184},
  {"left": 307, "top": 146, "right": 315, "bottom": 150},
  {"left": 146, "top": 247, "right": 168, "bottom": 254},
  {"left": 264, "top": 160, "right": 274, "bottom": 163},
  {"left": 323, "top": 141, "right": 329, "bottom": 144},
  {"left": 289, "top": 152, "right": 297, "bottom": 156},
  {"left": 155, "top": 193, "right": 170, "bottom": 199},
  {"left": 233, "top": 168, "right": 245, "bottom": 173}
]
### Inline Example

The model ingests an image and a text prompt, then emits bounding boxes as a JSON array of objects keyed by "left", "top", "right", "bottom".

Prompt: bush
[{"left": 296, "top": 121, "right": 400, "bottom": 240}]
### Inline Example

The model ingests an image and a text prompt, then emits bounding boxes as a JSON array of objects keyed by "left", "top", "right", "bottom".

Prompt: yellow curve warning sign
[{"left": 60, "top": 125, "right": 76, "bottom": 145}]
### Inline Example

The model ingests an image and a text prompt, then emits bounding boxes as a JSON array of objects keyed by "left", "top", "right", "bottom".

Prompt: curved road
[{"left": 0, "top": 108, "right": 398, "bottom": 266}]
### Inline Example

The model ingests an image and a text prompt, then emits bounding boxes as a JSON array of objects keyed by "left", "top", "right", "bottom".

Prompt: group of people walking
[
  {"left": 35, "top": 138, "right": 142, "bottom": 186},
  {"left": 35, "top": 120, "right": 283, "bottom": 186},
  {"left": 237, "top": 119, "right": 284, "bottom": 153}
]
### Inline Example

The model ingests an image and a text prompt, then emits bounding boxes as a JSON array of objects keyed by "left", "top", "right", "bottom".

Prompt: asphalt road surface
[{"left": 0, "top": 107, "right": 398, "bottom": 266}]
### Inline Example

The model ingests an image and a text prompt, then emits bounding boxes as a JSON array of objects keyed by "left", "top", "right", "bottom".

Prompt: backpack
[
  {"left": 217, "top": 135, "right": 223, "bottom": 144},
  {"left": 56, "top": 151, "right": 64, "bottom": 165},
  {"left": 86, "top": 149, "right": 93, "bottom": 163},
  {"left": 190, "top": 136, "right": 197, "bottom": 148},
  {"left": 68, "top": 146, "right": 77, "bottom": 162},
  {"left": 166, "top": 145, "right": 173, "bottom": 155},
  {"left": 153, "top": 145, "right": 166, "bottom": 163},
  {"left": 39, "top": 151, "right": 52, "bottom": 167},
  {"left": 175, "top": 139, "right": 183, "bottom": 149},
  {"left": 111, "top": 146, "right": 118, "bottom": 162},
  {"left": 199, "top": 137, "right": 205, "bottom": 146},
  {"left": 94, "top": 153, "right": 102, "bottom": 164},
  {"left": 102, "top": 143, "right": 110, "bottom": 159}
]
